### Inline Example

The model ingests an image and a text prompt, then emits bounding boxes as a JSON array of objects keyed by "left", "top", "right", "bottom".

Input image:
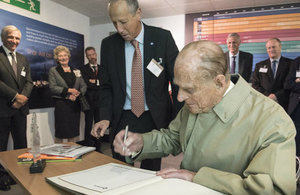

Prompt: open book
[{"left": 46, "top": 163, "right": 223, "bottom": 195}]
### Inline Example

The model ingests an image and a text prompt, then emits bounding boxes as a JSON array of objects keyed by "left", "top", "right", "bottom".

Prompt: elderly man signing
[{"left": 113, "top": 40, "right": 296, "bottom": 194}]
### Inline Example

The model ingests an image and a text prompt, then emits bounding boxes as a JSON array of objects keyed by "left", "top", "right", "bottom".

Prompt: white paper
[
  {"left": 40, "top": 144, "right": 95, "bottom": 158},
  {"left": 120, "top": 178, "right": 224, "bottom": 195},
  {"left": 46, "top": 163, "right": 224, "bottom": 195},
  {"left": 296, "top": 71, "right": 300, "bottom": 78},
  {"left": 58, "top": 163, "right": 156, "bottom": 193}
]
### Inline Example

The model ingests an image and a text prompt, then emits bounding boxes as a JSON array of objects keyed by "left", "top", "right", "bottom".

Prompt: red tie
[{"left": 131, "top": 40, "right": 144, "bottom": 118}]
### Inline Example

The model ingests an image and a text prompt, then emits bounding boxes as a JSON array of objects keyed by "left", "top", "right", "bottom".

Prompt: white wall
[
  {"left": 90, "top": 14, "right": 185, "bottom": 62},
  {"left": 1, "top": 0, "right": 90, "bottom": 149},
  {"left": 143, "top": 15, "right": 185, "bottom": 50}
]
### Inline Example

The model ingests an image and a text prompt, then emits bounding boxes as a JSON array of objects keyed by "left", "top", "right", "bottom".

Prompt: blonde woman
[{"left": 49, "top": 45, "right": 86, "bottom": 143}]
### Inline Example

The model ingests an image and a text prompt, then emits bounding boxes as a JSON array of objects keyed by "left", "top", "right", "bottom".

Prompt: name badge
[
  {"left": 146, "top": 59, "right": 164, "bottom": 77},
  {"left": 259, "top": 67, "right": 268, "bottom": 73},
  {"left": 296, "top": 70, "right": 300, "bottom": 78},
  {"left": 21, "top": 67, "right": 26, "bottom": 77}
]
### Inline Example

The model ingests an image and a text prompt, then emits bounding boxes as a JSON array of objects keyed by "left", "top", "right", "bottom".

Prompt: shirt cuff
[
  {"left": 11, "top": 93, "right": 18, "bottom": 102},
  {"left": 131, "top": 150, "right": 141, "bottom": 159}
]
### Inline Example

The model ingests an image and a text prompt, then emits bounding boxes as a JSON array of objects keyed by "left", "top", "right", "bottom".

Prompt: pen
[{"left": 123, "top": 125, "right": 129, "bottom": 152}]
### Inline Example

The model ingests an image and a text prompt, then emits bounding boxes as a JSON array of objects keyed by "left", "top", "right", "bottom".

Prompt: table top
[{"left": 0, "top": 146, "right": 126, "bottom": 195}]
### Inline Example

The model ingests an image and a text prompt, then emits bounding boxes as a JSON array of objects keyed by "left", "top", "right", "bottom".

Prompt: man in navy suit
[
  {"left": 92, "top": 0, "right": 183, "bottom": 171},
  {"left": 0, "top": 25, "right": 32, "bottom": 190},
  {"left": 285, "top": 56, "right": 300, "bottom": 155},
  {"left": 225, "top": 33, "right": 253, "bottom": 82},
  {"left": 80, "top": 47, "right": 102, "bottom": 152},
  {"left": 252, "top": 38, "right": 291, "bottom": 111}
]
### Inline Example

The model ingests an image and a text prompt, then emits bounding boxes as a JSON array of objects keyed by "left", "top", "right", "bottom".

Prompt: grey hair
[
  {"left": 227, "top": 33, "right": 240, "bottom": 43},
  {"left": 109, "top": 0, "right": 139, "bottom": 15},
  {"left": 1, "top": 25, "right": 22, "bottom": 42}
]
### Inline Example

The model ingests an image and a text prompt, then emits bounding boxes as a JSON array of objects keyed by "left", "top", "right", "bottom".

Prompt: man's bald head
[
  {"left": 175, "top": 40, "right": 229, "bottom": 84},
  {"left": 174, "top": 40, "right": 230, "bottom": 114}
]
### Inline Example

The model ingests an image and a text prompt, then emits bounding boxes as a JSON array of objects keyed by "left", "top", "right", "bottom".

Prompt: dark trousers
[
  {"left": 84, "top": 108, "right": 101, "bottom": 152},
  {"left": 292, "top": 104, "right": 300, "bottom": 156},
  {"left": 0, "top": 112, "right": 27, "bottom": 152},
  {"left": 112, "top": 110, "right": 161, "bottom": 171}
]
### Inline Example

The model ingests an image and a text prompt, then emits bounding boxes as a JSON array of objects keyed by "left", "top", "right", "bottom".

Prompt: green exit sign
[{"left": 0, "top": 0, "right": 40, "bottom": 14}]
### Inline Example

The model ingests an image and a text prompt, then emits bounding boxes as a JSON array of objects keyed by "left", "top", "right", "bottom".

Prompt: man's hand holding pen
[{"left": 113, "top": 129, "right": 144, "bottom": 156}]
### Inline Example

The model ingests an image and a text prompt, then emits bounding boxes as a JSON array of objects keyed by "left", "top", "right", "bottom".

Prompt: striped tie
[{"left": 10, "top": 53, "right": 18, "bottom": 77}]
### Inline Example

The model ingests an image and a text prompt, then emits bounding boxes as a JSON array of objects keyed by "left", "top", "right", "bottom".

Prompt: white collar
[
  {"left": 2, "top": 45, "right": 16, "bottom": 56},
  {"left": 229, "top": 51, "right": 239, "bottom": 58},
  {"left": 223, "top": 81, "right": 235, "bottom": 97},
  {"left": 270, "top": 57, "right": 281, "bottom": 63},
  {"left": 89, "top": 63, "right": 97, "bottom": 67}
]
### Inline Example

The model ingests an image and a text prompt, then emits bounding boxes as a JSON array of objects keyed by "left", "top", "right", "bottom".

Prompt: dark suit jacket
[
  {"left": 225, "top": 50, "right": 253, "bottom": 82},
  {"left": 99, "top": 24, "right": 183, "bottom": 132},
  {"left": 252, "top": 56, "right": 292, "bottom": 111},
  {"left": 0, "top": 46, "right": 33, "bottom": 117},
  {"left": 284, "top": 56, "right": 300, "bottom": 115},
  {"left": 80, "top": 63, "right": 102, "bottom": 108}
]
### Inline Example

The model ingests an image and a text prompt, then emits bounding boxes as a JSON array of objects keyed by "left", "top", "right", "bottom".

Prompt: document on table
[
  {"left": 40, "top": 144, "right": 95, "bottom": 158},
  {"left": 57, "top": 163, "right": 157, "bottom": 192},
  {"left": 46, "top": 163, "right": 224, "bottom": 195}
]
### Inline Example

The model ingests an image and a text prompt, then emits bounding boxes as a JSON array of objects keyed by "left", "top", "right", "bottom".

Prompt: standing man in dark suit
[
  {"left": 252, "top": 38, "right": 291, "bottom": 111},
  {"left": 225, "top": 33, "right": 253, "bottom": 82},
  {"left": 92, "top": 0, "right": 183, "bottom": 171},
  {"left": 0, "top": 25, "right": 32, "bottom": 190},
  {"left": 0, "top": 25, "right": 33, "bottom": 151},
  {"left": 284, "top": 56, "right": 300, "bottom": 156},
  {"left": 80, "top": 47, "right": 102, "bottom": 152}
]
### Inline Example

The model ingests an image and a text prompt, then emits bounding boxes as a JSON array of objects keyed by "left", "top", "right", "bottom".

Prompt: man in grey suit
[
  {"left": 225, "top": 33, "right": 253, "bottom": 82},
  {"left": 0, "top": 25, "right": 32, "bottom": 190},
  {"left": 0, "top": 25, "right": 33, "bottom": 151}
]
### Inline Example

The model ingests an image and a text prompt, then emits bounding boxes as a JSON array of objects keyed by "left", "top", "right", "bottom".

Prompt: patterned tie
[
  {"left": 91, "top": 65, "right": 96, "bottom": 72},
  {"left": 131, "top": 40, "right": 144, "bottom": 118},
  {"left": 91, "top": 65, "right": 97, "bottom": 75},
  {"left": 272, "top": 60, "right": 277, "bottom": 78},
  {"left": 10, "top": 53, "right": 18, "bottom": 77},
  {"left": 231, "top": 56, "right": 236, "bottom": 74}
]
